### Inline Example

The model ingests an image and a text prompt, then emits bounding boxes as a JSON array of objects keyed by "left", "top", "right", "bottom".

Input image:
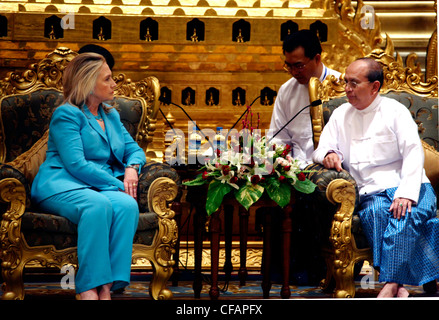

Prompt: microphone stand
[
  {"left": 159, "top": 97, "right": 215, "bottom": 153},
  {"left": 268, "top": 99, "right": 322, "bottom": 143}
]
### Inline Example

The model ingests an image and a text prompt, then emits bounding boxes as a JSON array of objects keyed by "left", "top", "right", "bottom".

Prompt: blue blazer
[{"left": 31, "top": 103, "right": 147, "bottom": 204}]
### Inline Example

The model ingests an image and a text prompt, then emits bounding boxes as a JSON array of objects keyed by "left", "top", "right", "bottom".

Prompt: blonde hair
[{"left": 63, "top": 52, "right": 106, "bottom": 108}]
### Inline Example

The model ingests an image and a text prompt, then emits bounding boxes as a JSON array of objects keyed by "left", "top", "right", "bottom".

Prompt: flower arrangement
[{"left": 183, "top": 127, "right": 316, "bottom": 216}]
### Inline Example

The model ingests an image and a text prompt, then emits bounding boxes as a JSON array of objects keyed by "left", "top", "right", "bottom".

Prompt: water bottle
[
  {"left": 188, "top": 126, "right": 201, "bottom": 164},
  {"left": 214, "top": 126, "right": 225, "bottom": 154}
]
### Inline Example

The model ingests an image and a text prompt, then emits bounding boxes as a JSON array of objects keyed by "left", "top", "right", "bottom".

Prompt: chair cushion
[
  {"left": 351, "top": 215, "right": 370, "bottom": 249},
  {"left": 322, "top": 96, "right": 348, "bottom": 125},
  {"left": 21, "top": 211, "right": 159, "bottom": 250},
  {"left": 110, "top": 97, "right": 144, "bottom": 139},
  {"left": 0, "top": 90, "right": 62, "bottom": 162},
  {"left": 384, "top": 92, "right": 438, "bottom": 146},
  {"left": 6, "top": 130, "right": 49, "bottom": 185}
]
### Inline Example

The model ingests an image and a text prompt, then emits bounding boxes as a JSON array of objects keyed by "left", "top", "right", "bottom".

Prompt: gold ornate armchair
[
  {"left": 0, "top": 48, "right": 181, "bottom": 300},
  {"left": 306, "top": 43, "right": 439, "bottom": 298}
]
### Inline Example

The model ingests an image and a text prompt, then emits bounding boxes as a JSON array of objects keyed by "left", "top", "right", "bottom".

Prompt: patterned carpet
[
  {"left": 20, "top": 281, "right": 329, "bottom": 300},
  {"left": 4, "top": 271, "right": 435, "bottom": 320},
  {"left": 9, "top": 271, "right": 438, "bottom": 300}
]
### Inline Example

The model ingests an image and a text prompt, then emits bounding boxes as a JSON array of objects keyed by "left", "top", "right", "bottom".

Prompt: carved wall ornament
[
  {"left": 0, "top": 15, "right": 7, "bottom": 37},
  {"left": 93, "top": 16, "right": 111, "bottom": 41},
  {"left": 280, "top": 20, "right": 298, "bottom": 41},
  {"left": 44, "top": 15, "right": 63, "bottom": 40},
  {"left": 367, "top": 36, "right": 438, "bottom": 98},
  {"left": 0, "top": 47, "right": 77, "bottom": 95}
]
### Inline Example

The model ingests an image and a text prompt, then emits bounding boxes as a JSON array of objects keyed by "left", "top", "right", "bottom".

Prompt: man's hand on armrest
[{"left": 323, "top": 151, "right": 343, "bottom": 172}]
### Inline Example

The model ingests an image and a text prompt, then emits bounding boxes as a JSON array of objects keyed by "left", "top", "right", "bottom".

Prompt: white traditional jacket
[{"left": 312, "top": 95, "right": 430, "bottom": 203}]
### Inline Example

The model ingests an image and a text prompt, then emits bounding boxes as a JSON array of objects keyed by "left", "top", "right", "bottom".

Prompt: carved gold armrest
[
  {"left": 142, "top": 176, "right": 179, "bottom": 300},
  {"left": 325, "top": 178, "right": 358, "bottom": 298},
  {"left": 326, "top": 179, "right": 356, "bottom": 251},
  {"left": 147, "top": 176, "right": 179, "bottom": 265},
  {"left": 147, "top": 177, "right": 178, "bottom": 221},
  {"left": 137, "top": 162, "right": 181, "bottom": 213},
  {"left": 0, "top": 178, "right": 27, "bottom": 270}
]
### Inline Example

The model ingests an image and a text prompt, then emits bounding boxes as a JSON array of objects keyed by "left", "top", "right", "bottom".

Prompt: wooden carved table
[{"left": 188, "top": 187, "right": 295, "bottom": 300}]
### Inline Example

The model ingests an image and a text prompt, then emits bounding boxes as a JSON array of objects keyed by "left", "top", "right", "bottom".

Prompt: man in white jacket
[
  {"left": 266, "top": 30, "right": 342, "bottom": 285},
  {"left": 268, "top": 29, "right": 340, "bottom": 168},
  {"left": 313, "top": 58, "right": 439, "bottom": 297}
]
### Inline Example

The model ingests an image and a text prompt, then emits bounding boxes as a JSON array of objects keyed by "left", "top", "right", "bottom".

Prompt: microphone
[
  {"left": 158, "top": 96, "right": 215, "bottom": 152},
  {"left": 268, "top": 99, "right": 322, "bottom": 143},
  {"left": 225, "top": 95, "right": 261, "bottom": 141}
]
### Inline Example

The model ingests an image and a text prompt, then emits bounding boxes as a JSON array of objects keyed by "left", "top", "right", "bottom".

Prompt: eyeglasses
[
  {"left": 283, "top": 58, "right": 313, "bottom": 72},
  {"left": 341, "top": 79, "right": 371, "bottom": 89}
]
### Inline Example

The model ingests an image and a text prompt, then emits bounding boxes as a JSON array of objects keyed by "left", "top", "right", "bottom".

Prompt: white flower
[
  {"left": 275, "top": 157, "right": 289, "bottom": 167},
  {"left": 206, "top": 161, "right": 216, "bottom": 171}
]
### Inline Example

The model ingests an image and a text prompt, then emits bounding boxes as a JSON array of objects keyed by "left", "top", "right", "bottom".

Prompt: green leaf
[
  {"left": 205, "top": 180, "right": 233, "bottom": 215},
  {"left": 264, "top": 177, "right": 291, "bottom": 208},
  {"left": 234, "top": 183, "right": 264, "bottom": 210},
  {"left": 293, "top": 179, "right": 317, "bottom": 194},
  {"left": 182, "top": 174, "right": 206, "bottom": 186}
]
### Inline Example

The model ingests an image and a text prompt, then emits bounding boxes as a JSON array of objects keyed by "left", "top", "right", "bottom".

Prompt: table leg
[
  {"left": 209, "top": 209, "right": 221, "bottom": 300},
  {"left": 281, "top": 205, "right": 292, "bottom": 299},
  {"left": 223, "top": 204, "right": 234, "bottom": 282},
  {"left": 192, "top": 205, "right": 205, "bottom": 298},
  {"left": 261, "top": 209, "right": 272, "bottom": 298},
  {"left": 238, "top": 206, "right": 249, "bottom": 286}
]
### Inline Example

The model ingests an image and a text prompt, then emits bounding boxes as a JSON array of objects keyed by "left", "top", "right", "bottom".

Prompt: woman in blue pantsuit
[{"left": 31, "top": 52, "right": 146, "bottom": 300}]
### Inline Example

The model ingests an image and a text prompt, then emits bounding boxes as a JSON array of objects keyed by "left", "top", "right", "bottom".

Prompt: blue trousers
[
  {"left": 39, "top": 188, "right": 139, "bottom": 294},
  {"left": 358, "top": 183, "right": 439, "bottom": 286}
]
